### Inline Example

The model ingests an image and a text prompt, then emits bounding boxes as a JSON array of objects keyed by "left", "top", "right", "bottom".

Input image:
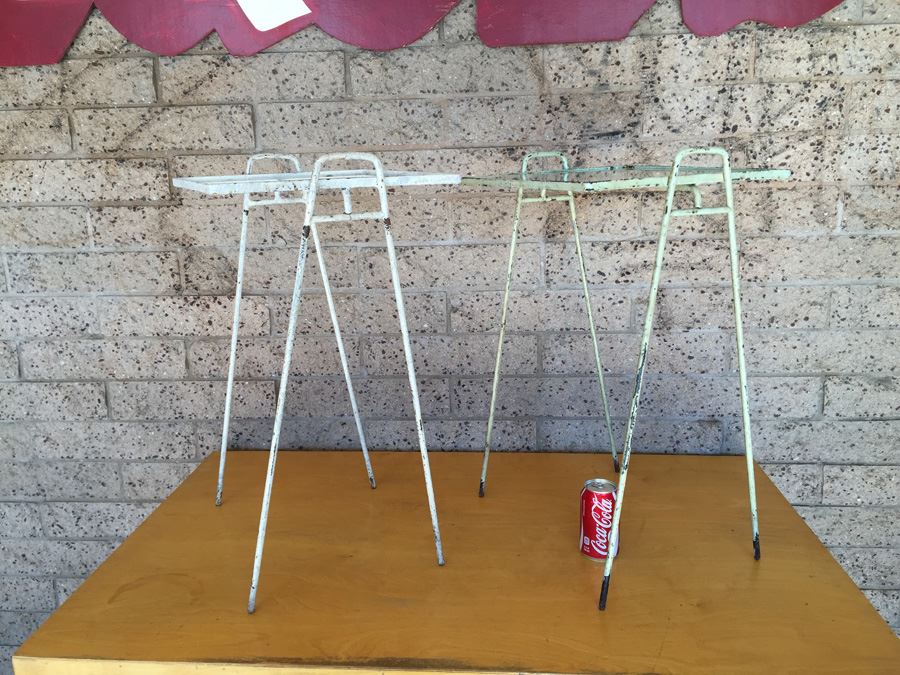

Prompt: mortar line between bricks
[
  {"left": 0, "top": 253, "right": 10, "bottom": 296},
  {"left": 96, "top": 414, "right": 898, "bottom": 426},
  {"left": 13, "top": 341, "right": 23, "bottom": 382},
  {"left": 343, "top": 49, "right": 352, "bottom": 97},
  {"left": 825, "top": 285, "right": 836, "bottom": 329},
  {"left": 8, "top": 236, "right": 900, "bottom": 255},
  {"left": 10, "top": 136, "right": 900, "bottom": 164},
  {"left": 102, "top": 380, "right": 113, "bottom": 421},
  {"left": 0, "top": 535, "right": 127, "bottom": 545},
  {"left": 0, "top": 496, "right": 166, "bottom": 505},
  {"left": 182, "top": 336, "right": 192, "bottom": 378},
  {"left": 12, "top": 415, "right": 889, "bottom": 426},
  {"left": 251, "top": 101, "right": 260, "bottom": 152},
  {"left": 6, "top": 373, "right": 896, "bottom": 386},
  {"left": 63, "top": 107, "right": 76, "bottom": 157},
  {"left": 34, "top": 499, "right": 50, "bottom": 539},
  {"left": 818, "top": 377, "right": 828, "bottom": 417}
]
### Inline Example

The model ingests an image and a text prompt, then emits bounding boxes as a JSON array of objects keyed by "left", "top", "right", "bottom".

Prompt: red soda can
[{"left": 580, "top": 479, "right": 618, "bottom": 560}]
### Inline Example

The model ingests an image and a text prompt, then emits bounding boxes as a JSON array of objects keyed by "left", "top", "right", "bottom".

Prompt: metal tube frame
[
  {"left": 598, "top": 147, "right": 761, "bottom": 610},
  {"left": 247, "top": 153, "right": 445, "bottom": 614},
  {"left": 309, "top": 221, "right": 375, "bottom": 489},
  {"left": 481, "top": 151, "right": 619, "bottom": 497},
  {"left": 218, "top": 154, "right": 311, "bottom": 506}
]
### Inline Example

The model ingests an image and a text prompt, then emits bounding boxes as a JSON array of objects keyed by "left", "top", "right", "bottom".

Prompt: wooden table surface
[{"left": 14, "top": 451, "right": 900, "bottom": 674}]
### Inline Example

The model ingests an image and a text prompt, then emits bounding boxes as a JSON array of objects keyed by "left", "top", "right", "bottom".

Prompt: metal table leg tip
[
  {"left": 753, "top": 535, "right": 761, "bottom": 561},
  {"left": 247, "top": 603, "right": 256, "bottom": 615},
  {"left": 478, "top": 480, "right": 486, "bottom": 498},
  {"left": 613, "top": 458, "right": 620, "bottom": 474},
  {"left": 369, "top": 476, "right": 377, "bottom": 490},
  {"left": 215, "top": 494, "right": 223, "bottom": 507},
  {"left": 598, "top": 576, "right": 611, "bottom": 611}
]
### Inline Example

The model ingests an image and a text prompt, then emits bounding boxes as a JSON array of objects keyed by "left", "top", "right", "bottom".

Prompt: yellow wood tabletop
[{"left": 14, "top": 451, "right": 900, "bottom": 674}]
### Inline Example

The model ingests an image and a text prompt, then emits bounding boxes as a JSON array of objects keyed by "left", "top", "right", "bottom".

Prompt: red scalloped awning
[
  {"left": 0, "top": 0, "right": 843, "bottom": 67},
  {"left": 478, "top": 0, "right": 843, "bottom": 46}
]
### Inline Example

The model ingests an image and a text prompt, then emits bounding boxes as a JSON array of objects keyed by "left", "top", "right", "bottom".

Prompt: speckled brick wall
[{"left": 0, "top": 0, "right": 898, "bottom": 666}]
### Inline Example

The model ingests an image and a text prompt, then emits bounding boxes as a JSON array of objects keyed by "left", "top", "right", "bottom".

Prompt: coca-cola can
[{"left": 580, "top": 478, "right": 618, "bottom": 561}]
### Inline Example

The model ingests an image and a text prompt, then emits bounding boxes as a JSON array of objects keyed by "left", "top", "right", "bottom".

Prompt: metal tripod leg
[
  {"left": 598, "top": 157, "right": 676, "bottom": 611},
  {"left": 217, "top": 154, "right": 304, "bottom": 506},
  {"left": 721, "top": 153, "right": 761, "bottom": 561},
  {"left": 248, "top": 222, "right": 312, "bottom": 614},
  {"left": 354, "top": 151, "right": 446, "bottom": 565},
  {"left": 568, "top": 195, "right": 619, "bottom": 473},
  {"left": 341, "top": 151, "right": 445, "bottom": 565},
  {"left": 309, "top": 223, "right": 376, "bottom": 489},
  {"left": 598, "top": 147, "right": 761, "bottom": 611},
  {"left": 481, "top": 187, "right": 524, "bottom": 498},
  {"left": 383, "top": 217, "right": 445, "bottom": 566},
  {"left": 482, "top": 151, "right": 619, "bottom": 496},
  {"left": 216, "top": 197, "right": 251, "bottom": 506}
]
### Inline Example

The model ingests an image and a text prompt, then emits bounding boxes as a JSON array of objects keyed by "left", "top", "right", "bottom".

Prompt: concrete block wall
[{"left": 0, "top": 0, "right": 898, "bottom": 665}]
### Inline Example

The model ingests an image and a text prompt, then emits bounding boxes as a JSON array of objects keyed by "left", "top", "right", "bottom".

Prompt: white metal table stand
[
  {"left": 174, "top": 153, "right": 461, "bottom": 613},
  {"left": 480, "top": 151, "right": 620, "bottom": 498},
  {"left": 213, "top": 153, "right": 375, "bottom": 506},
  {"left": 462, "top": 148, "right": 791, "bottom": 610}
]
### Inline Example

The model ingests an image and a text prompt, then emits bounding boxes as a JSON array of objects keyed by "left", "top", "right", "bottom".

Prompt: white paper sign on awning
[{"left": 234, "top": 0, "right": 313, "bottom": 31}]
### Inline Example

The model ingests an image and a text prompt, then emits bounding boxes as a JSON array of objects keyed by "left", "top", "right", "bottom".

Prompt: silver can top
[{"left": 583, "top": 478, "right": 616, "bottom": 494}]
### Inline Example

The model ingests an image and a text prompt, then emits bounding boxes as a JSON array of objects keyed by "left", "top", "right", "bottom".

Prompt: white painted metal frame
[
  {"left": 174, "top": 153, "right": 457, "bottom": 614},
  {"left": 174, "top": 168, "right": 461, "bottom": 196}
]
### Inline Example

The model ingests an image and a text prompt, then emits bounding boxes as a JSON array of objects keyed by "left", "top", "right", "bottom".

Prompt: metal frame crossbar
[
  {"left": 174, "top": 153, "right": 460, "bottom": 613},
  {"left": 463, "top": 148, "right": 790, "bottom": 610}
]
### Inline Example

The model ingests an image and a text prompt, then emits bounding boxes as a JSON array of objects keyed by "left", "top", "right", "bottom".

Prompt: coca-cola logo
[{"left": 589, "top": 494, "right": 614, "bottom": 557}]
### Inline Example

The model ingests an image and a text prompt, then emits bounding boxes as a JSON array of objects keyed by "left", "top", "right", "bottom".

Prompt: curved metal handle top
[
  {"left": 670, "top": 146, "right": 731, "bottom": 187},
  {"left": 520, "top": 151, "right": 570, "bottom": 181},
  {"left": 310, "top": 152, "right": 388, "bottom": 216},
  {"left": 245, "top": 153, "right": 303, "bottom": 175},
  {"left": 312, "top": 152, "right": 386, "bottom": 181},
  {"left": 673, "top": 146, "right": 729, "bottom": 162}
]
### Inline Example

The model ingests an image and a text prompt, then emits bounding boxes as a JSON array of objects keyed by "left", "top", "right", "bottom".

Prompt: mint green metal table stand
[
  {"left": 481, "top": 151, "right": 620, "bottom": 497},
  {"left": 599, "top": 147, "right": 762, "bottom": 610},
  {"left": 463, "top": 147, "right": 790, "bottom": 610}
]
